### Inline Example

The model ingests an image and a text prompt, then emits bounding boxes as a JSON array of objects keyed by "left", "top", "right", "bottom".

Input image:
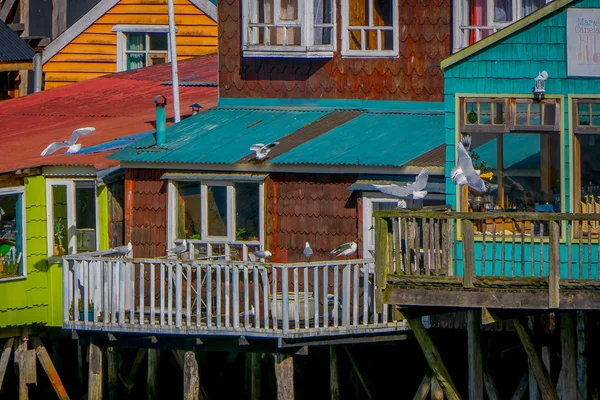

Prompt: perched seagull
[
  {"left": 100, "top": 241, "right": 132, "bottom": 257},
  {"left": 330, "top": 240, "right": 358, "bottom": 257},
  {"left": 249, "top": 142, "right": 280, "bottom": 161},
  {"left": 373, "top": 168, "right": 429, "bottom": 200},
  {"left": 167, "top": 239, "right": 188, "bottom": 255},
  {"left": 253, "top": 250, "right": 273, "bottom": 259},
  {"left": 240, "top": 305, "right": 255, "bottom": 318},
  {"left": 451, "top": 135, "right": 489, "bottom": 193},
  {"left": 303, "top": 242, "right": 313, "bottom": 259},
  {"left": 40, "top": 127, "right": 96, "bottom": 156},
  {"left": 0, "top": 206, "right": 4, "bottom": 224}
]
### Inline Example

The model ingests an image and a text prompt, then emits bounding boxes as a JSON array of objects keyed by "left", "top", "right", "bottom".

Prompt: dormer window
[{"left": 242, "top": 0, "right": 335, "bottom": 58}]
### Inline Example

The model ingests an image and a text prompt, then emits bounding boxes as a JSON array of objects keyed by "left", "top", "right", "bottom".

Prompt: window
[
  {"left": 174, "top": 181, "right": 263, "bottom": 242},
  {"left": 459, "top": 97, "right": 562, "bottom": 214},
  {"left": 113, "top": 25, "right": 170, "bottom": 72},
  {"left": 342, "top": 0, "right": 398, "bottom": 56},
  {"left": 0, "top": 187, "right": 25, "bottom": 280},
  {"left": 242, "top": 0, "right": 335, "bottom": 57},
  {"left": 46, "top": 180, "right": 98, "bottom": 257}
]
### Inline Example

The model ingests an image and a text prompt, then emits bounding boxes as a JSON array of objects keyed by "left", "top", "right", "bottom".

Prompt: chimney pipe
[
  {"left": 33, "top": 51, "right": 43, "bottom": 93},
  {"left": 154, "top": 95, "right": 167, "bottom": 146}
]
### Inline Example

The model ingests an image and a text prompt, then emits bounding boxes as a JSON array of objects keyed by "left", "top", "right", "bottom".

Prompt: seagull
[
  {"left": 373, "top": 168, "right": 429, "bottom": 200},
  {"left": 451, "top": 135, "right": 489, "bottom": 193},
  {"left": 249, "top": 142, "right": 280, "bottom": 161},
  {"left": 303, "top": 242, "right": 313, "bottom": 259},
  {"left": 40, "top": 127, "right": 96, "bottom": 156},
  {"left": 99, "top": 241, "right": 132, "bottom": 257},
  {"left": 167, "top": 239, "right": 188, "bottom": 255},
  {"left": 330, "top": 240, "right": 358, "bottom": 257},
  {"left": 0, "top": 206, "right": 4, "bottom": 224},
  {"left": 253, "top": 250, "right": 273, "bottom": 260},
  {"left": 239, "top": 305, "right": 255, "bottom": 318}
]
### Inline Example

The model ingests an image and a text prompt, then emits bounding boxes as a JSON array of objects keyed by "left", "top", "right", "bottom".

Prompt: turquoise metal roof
[
  {"left": 269, "top": 110, "right": 445, "bottom": 167},
  {"left": 109, "top": 108, "right": 332, "bottom": 164}
]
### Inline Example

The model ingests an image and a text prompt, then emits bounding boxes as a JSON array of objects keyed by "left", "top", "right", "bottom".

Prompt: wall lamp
[{"left": 533, "top": 70, "right": 548, "bottom": 100}]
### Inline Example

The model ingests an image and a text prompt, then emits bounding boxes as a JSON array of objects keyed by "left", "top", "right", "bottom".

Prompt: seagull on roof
[
  {"left": 167, "top": 239, "right": 188, "bottom": 256},
  {"left": 451, "top": 134, "right": 489, "bottom": 193},
  {"left": 250, "top": 142, "right": 280, "bottom": 161},
  {"left": 40, "top": 127, "right": 95, "bottom": 156},
  {"left": 373, "top": 168, "right": 429, "bottom": 200},
  {"left": 303, "top": 242, "right": 313, "bottom": 259},
  {"left": 330, "top": 240, "right": 357, "bottom": 257}
]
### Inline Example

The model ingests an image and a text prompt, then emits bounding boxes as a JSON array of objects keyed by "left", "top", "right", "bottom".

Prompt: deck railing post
[
  {"left": 282, "top": 267, "right": 289, "bottom": 334},
  {"left": 342, "top": 263, "right": 351, "bottom": 326},
  {"left": 63, "top": 258, "right": 70, "bottom": 325},
  {"left": 549, "top": 220, "right": 561, "bottom": 309},
  {"left": 374, "top": 216, "right": 391, "bottom": 309},
  {"left": 462, "top": 219, "right": 475, "bottom": 288}
]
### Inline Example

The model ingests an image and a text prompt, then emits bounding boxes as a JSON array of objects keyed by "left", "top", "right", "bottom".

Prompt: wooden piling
[
  {"left": 467, "top": 309, "right": 483, "bottom": 400},
  {"left": 330, "top": 346, "right": 340, "bottom": 400},
  {"left": 88, "top": 339, "right": 103, "bottom": 400},
  {"left": 274, "top": 353, "right": 294, "bottom": 400},
  {"left": 15, "top": 335, "right": 28, "bottom": 400},
  {"left": 30, "top": 336, "right": 69, "bottom": 400},
  {"left": 558, "top": 312, "right": 577, "bottom": 399},
  {"left": 0, "top": 338, "right": 14, "bottom": 391},
  {"left": 183, "top": 350, "right": 199, "bottom": 400},
  {"left": 246, "top": 352, "right": 262, "bottom": 400},
  {"left": 107, "top": 347, "right": 119, "bottom": 400},
  {"left": 577, "top": 311, "right": 587, "bottom": 400},
  {"left": 147, "top": 349, "right": 160, "bottom": 399}
]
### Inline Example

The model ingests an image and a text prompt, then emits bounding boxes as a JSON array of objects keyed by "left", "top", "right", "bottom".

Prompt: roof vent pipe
[{"left": 154, "top": 95, "right": 167, "bottom": 146}]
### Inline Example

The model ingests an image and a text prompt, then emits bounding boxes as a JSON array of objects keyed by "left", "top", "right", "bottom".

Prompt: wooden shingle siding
[
  {"left": 266, "top": 173, "right": 360, "bottom": 263},
  {"left": 43, "top": 0, "right": 217, "bottom": 89},
  {"left": 218, "top": 0, "right": 450, "bottom": 101}
]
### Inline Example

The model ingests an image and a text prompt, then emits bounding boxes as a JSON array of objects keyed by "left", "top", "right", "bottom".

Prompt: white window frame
[
  {"left": 241, "top": 0, "right": 335, "bottom": 58},
  {"left": 362, "top": 194, "right": 402, "bottom": 259},
  {"left": 167, "top": 180, "right": 265, "bottom": 248},
  {"left": 46, "top": 179, "right": 100, "bottom": 259},
  {"left": 341, "top": 0, "right": 399, "bottom": 57},
  {"left": 0, "top": 186, "right": 26, "bottom": 281},
  {"left": 113, "top": 25, "right": 172, "bottom": 72}
]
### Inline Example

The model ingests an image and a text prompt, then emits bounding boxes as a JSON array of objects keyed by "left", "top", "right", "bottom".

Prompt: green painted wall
[{"left": 443, "top": 0, "right": 600, "bottom": 278}]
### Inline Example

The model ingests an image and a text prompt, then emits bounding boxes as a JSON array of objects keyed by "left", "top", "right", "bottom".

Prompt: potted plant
[
  {"left": 69, "top": 299, "right": 94, "bottom": 321},
  {"left": 53, "top": 217, "right": 66, "bottom": 256}
]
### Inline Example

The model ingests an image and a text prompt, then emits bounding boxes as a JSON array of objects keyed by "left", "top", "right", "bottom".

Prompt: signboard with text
[{"left": 567, "top": 9, "right": 600, "bottom": 76}]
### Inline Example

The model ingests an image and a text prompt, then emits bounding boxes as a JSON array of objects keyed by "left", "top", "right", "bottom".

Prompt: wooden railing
[
  {"left": 374, "top": 210, "right": 600, "bottom": 301},
  {"left": 63, "top": 255, "right": 407, "bottom": 337}
]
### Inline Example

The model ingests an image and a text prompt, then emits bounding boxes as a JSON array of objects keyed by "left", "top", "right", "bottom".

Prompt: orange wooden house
[{"left": 41, "top": 0, "right": 217, "bottom": 90}]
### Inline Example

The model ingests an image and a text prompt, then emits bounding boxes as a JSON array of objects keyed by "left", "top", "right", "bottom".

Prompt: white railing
[{"left": 63, "top": 255, "right": 407, "bottom": 337}]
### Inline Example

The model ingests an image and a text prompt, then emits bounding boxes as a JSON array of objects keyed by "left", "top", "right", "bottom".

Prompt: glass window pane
[
  {"left": 178, "top": 183, "right": 201, "bottom": 240},
  {"left": 53, "top": 185, "right": 68, "bottom": 256},
  {"left": 522, "top": 0, "right": 544, "bottom": 17},
  {"left": 127, "top": 53, "right": 145, "bottom": 70},
  {"left": 530, "top": 103, "right": 541, "bottom": 126},
  {"left": 349, "top": 0, "right": 369, "bottom": 26},
  {"left": 494, "top": 0, "right": 513, "bottom": 22},
  {"left": 0, "top": 193, "right": 22, "bottom": 278},
  {"left": 149, "top": 33, "right": 168, "bottom": 51},
  {"left": 280, "top": 0, "right": 298, "bottom": 20},
  {"left": 479, "top": 103, "right": 492, "bottom": 125},
  {"left": 75, "top": 182, "right": 97, "bottom": 252},
  {"left": 579, "top": 103, "right": 590, "bottom": 126},
  {"left": 314, "top": 0, "right": 332, "bottom": 24},
  {"left": 258, "top": 0, "right": 274, "bottom": 23},
  {"left": 150, "top": 54, "right": 167, "bottom": 66},
  {"left": 235, "top": 183, "right": 260, "bottom": 241},
  {"left": 466, "top": 102, "right": 478, "bottom": 124},
  {"left": 543, "top": 103, "right": 556, "bottom": 126},
  {"left": 287, "top": 27, "right": 301, "bottom": 45},
  {"left": 314, "top": 27, "right": 332, "bottom": 45},
  {"left": 126, "top": 33, "right": 145, "bottom": 50},
  {"left": 207, "top": 186, "right": 228, "bottom": 237},
  {"left": 515, "top": 103, "right": 528, "bottom": 125},
  {"left": 579, "top": 134, "right": 600, "bottom": 194},
  {"left": 493, "top": 103, "right": 505, "bottom": 124},
  {"left": 592, "top": 104, "right": 600, "bottom": 126},
  {"left": 373, "top": 0, "right": 393, "bottom": 27}
]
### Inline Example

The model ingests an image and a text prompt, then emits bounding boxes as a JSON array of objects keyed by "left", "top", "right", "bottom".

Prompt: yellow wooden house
[{"left": 41, "top": 0, "right": 217, "bottom": 90}]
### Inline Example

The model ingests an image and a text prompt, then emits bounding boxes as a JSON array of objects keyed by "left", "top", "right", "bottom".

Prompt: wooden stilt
[
  {"left": 330, "top": 346, "right": 339, "bottom": 400},
  {"left": 431, "top": 376, "right": 443, "bottom": 400},
  {"left": 88, "top": 339, "right": 103, "bottom": 400},
  {"left": 147, "top": 349, "right": 160, "bottom": 400},
  {"left": 527, "top": 316, "right": 539, "bottom": 400},
  {"left": 343, "top": 345, "right": 374, "bottom": 400},
  {"left": 183, "top": 350, "right": 199, "bottom": 400},
  {"left": 483, "top": 362, "right": 500, "bottom": 400},
  {"left": 557, "top": 312, "right": 576, "bottom": 399},
  {"left": 247, "top": 352, "right": 262, "bottom": 400},
  {"left": 107, "top": 347, "right": 120, "bottom": 400},
  {"left": 412, "top": 373, "right": 431, "bottom": 400},
  {"left": 0, "top": 338, "right": 14, "bottom": 391},
  {"left": 467, "top": 309, "right": 483, "bottom": 400},
  {"left": 77, "top": 340, "right": 84, "bottom": 386},
  {"left": 30, "top": 336, "right": 69, "bottom": 400},
  {"left": 512, "top": 319, "right": 557, "bottom": 400},
  {"left": 577, "top": 311, "right": 587, "bottom": 400},
  {"left": 512, "top": 373, "right": 529, "bottom": 400},
  {"left": 14, "top": 336, "right": 28, "bottom": 400},
  {"left": 274, "top": 353, "right": 294, "bottom": 400},
  {"left": 121, "top": 348, "right": 147, "bottom": 394},
  {"left": 406, "top": 318, "right": 462, "bottom": 400}
]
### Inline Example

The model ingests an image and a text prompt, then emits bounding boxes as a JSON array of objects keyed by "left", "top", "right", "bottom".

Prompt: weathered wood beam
[
  {"left": 512, "top": 319, "right": 558, "bottom": 400},
  {"left": 557, "top": 312, "right": 576, "bottom": 399},
  {"left": 576, "top": 311, "right": 587, "bottom": 400},
  {"left": 51, "top": 0, "right": 66, "bottom": 39},
  {"left": 244, "top": 352, "right": 261, "bottom": 400},
  {"left": 274, "top": 353, "right": 294, "bottom": 400},
  {"left": 329, "top": 346, "right": 339, "bottom": 400},
  {"left": 412, "top": 373, "right": 431, "bottom": 400},
  {"left": 14, "top": 336, "right": 27, "bottom": 400},
  {"left": 107, "top": 347, "right": 119, "bottom": 400},
  {"left": 527, "top": 316, "right": 539, "bottom": 400},
  {"left": 0, "top": 338, "right": 14, "bottom": 391},
  {"left": 120, "top": 348, "right": 147, "bottom": 394},
  {"left": 462, "top": 220, "right": 475, "bottom": 288},
  {"left": 343, "top": 345, "right": 374, "bottom": 400},
  {"left": 431, "top": 376, "right": 443, "bottom": 400},
  {"left": 0, "top": 0, "right": 17, "bottom": 22},
  {"left": 183, "top": 350, "right": 199, "bottom": 400},
  {"left": 511, "top": 373, "right": 528, "bottom": 400},
  {"left": 483, "top": 362, "right": 500, "bottom": 400},
  {"left": 467, "top": 310, "right": 483, "bottom": 400},
  {"left": 406, "top": 318, "right": 462, "bottom": 400},
  {"left": 88, "top": 339, "right": 103, "bottom": 400},
  {"left": 374, "top": 216, "right": 391, "bottom": 307},
  {"left": 30, "top": 336, "right": 69, "bottom": 400},
  {"left": 147, "top": 349, "right": 160, "bottom": 399},
  {"left": 548, "top": 221, "right": 560, "bottom": 309}
]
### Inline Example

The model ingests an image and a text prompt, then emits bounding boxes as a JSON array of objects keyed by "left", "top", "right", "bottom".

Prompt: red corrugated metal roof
[{"left": 0, "top": 54, "right": 218, "bottom": 174}]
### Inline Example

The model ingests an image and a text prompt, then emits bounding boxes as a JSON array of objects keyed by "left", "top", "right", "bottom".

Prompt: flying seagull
[
  {"left": 373, "top": 168, "right": 429, "bottom": 200},
  {"left": 167, "top": 239, "right": 188, "bottom": 255},
  {"left": 41, "top": 127, "right": 96, "bottom": 156},
  {"left": 451, "top": 135, "right": 489, "bottom": 193},
  {"left": 303, "top": 242, "right": 313, "bottom": 259},
  {"left": 249, "top": 142, "right": 280, "bottom": 161},
  {"left": 330, "top": 240, "right": 357, "bottom": 257}
]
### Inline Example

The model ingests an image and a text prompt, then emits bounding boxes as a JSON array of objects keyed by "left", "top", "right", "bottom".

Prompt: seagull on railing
[
  {"left": 330, "top": 240, "right": 357, "bottom": 257},
  {"left": 303, "top": 242, "right": 313, "bottom": 260},
  {"left": 249, "top": 250, "right": 273, "bottom": 262},
  {"left": 373, "top": 168, "right": 429, "bottom": 200},
  {"left": 41, "top": 127, "right": 95, "bottom": 156},
  {"left": 98, "top": 241, "right": 132, "bottom": 257},
  {"left": 167, "top": 239, "right": 188, "bottom": 256},
  {"left": 239, "top": 305, "right": 255, "bottom": 318}
]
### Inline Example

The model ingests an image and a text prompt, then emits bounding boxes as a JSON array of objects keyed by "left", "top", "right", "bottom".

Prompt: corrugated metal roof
[
  {"left": 160, "top": 172, "right": 268, "bottom": 181},
  {"left": 270, "top": 110, "right": 445, "bottom": 167},
  {"left": 0, "top": 21, "right": 35, "bottom": 62},
  {"left": 110, "top": 108, "right": 332, "bottom": 164}
]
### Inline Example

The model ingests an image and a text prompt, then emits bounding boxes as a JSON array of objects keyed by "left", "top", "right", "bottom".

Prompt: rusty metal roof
[{"left": 0, "top": 54, "right": 218, "bottom": 174}]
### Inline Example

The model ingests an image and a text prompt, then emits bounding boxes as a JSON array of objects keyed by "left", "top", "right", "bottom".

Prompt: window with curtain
[
  {"left": 342, "top": 0, "right": 398, "bottom": 56},
  {"left": 0, "top": 189, "right": 24, "bottom": 279},
  {"left": 124, "top": 32, "right": 168, "bottom": 71}
]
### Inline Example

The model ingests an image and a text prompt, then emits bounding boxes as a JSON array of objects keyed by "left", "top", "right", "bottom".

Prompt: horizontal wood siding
[
  {"left": 443, "top": 0, "right": 600, "bottom": 213},
  {"left": 43, "top": 0, "right": 217, "bottom": 89},
  {"left": 0, "top": 176, "right": 50, "bottom": 327},
  {"left": 219, "top": 0, "right": 451, "bottom": 101},
  {"left": 266, "top": 173, "right": 360, "bottom": 263}
]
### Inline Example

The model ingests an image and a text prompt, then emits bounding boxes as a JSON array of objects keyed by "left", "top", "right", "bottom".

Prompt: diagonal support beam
[
  {"left": 0, "top": 0, "right": 18, "bottom": 23},
  {"left": 0, "top": 338, "right": 14, "bottom": 391},
  {"left": 30, "top": 336, "right": 69, "bottom": 400},
  {"left": 407, "top": 317, "right": 462, "bottom": 400}
]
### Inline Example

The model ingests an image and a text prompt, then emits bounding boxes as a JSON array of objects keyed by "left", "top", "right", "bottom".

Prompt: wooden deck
[{"left": 373, "top": 209, "right": 600, "bottom": 311}]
